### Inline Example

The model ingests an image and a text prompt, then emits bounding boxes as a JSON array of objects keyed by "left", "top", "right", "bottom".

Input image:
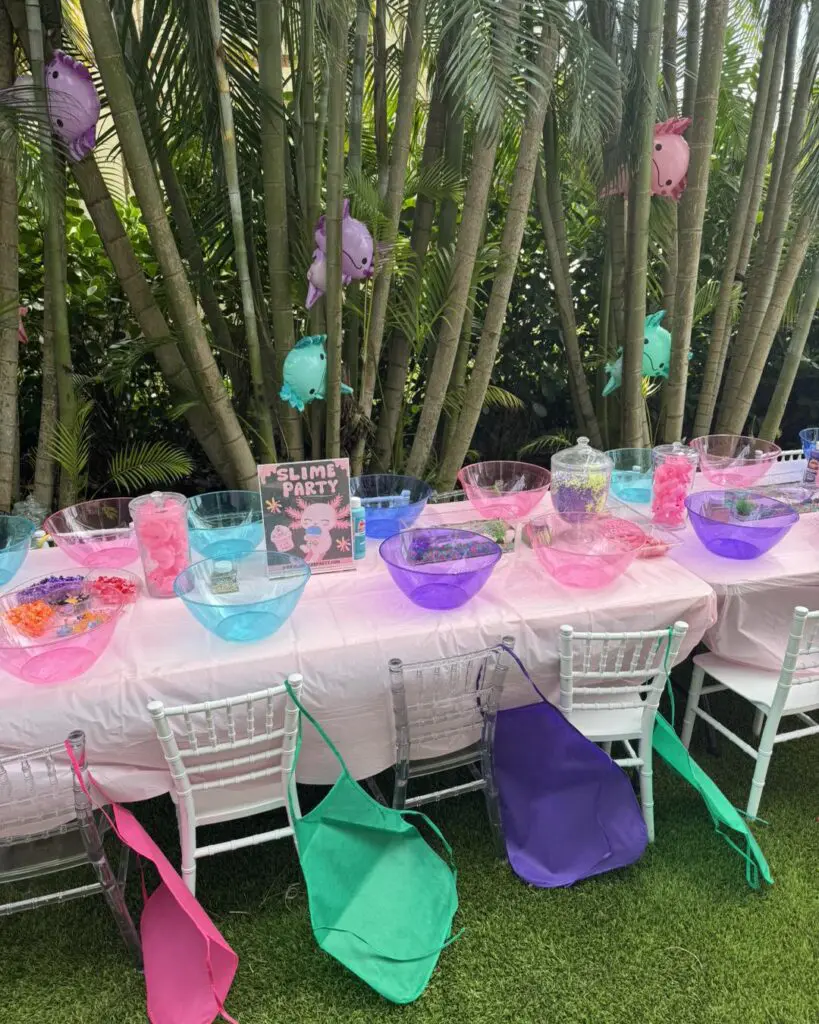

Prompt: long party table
[{"left": 0, "top": 518, "right": 717, "bottom": 814}]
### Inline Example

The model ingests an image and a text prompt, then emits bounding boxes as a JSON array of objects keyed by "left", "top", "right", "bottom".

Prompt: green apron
[{"left": 285, "top": 682, "right": 461, "bottom": 1004}]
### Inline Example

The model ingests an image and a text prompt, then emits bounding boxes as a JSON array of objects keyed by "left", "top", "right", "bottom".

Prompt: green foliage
[{"left": 108, "top": 442, "right": 195, "bottom": 492}]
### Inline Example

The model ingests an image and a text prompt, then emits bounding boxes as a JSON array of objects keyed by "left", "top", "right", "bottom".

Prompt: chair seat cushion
[{"left": 693, "top": 653, "right": 819, "bottom": 714}]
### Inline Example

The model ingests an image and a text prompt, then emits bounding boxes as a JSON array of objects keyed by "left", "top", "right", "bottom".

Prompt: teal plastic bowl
[
  {"left": 0, "top": 516, "right": 35, "bottom": 588},
  {"left": 187, "top": 490, "right": 263, "bottom": 560},
  {"left": 174, "top": 551, "right": 310, "bottom": 643}
]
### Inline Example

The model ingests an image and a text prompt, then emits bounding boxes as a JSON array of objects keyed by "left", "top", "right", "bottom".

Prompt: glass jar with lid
[{"left": 550, "top": 437, "right": 614, "bottom": 520}]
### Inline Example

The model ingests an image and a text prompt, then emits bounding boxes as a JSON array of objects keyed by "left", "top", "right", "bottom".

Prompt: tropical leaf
[
  {"left": 518, "top": 428, "right": 575, "bottom": 456},
  {"left": 107, "top": 442, "right": 194, "bottom": 492},
  {"left": 443, "top": 382, "right": 524, "bottom": 417},
  {"left": 47, "top": 401, "right": 93, "bottom": 496}
]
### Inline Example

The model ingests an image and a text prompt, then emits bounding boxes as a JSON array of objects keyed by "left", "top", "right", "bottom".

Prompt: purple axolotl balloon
[
  {"left": 601, "top": 117, "right": 692, "bottom": 200},
  {"left": 305, "top": 199, "right": 374, "bottom": 309},
  {"left": 12, "top": 51, "right": 100, "bottom": 163}
]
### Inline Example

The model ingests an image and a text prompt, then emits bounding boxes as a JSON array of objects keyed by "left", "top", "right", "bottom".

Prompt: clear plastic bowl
[
  {"left": 798, "top": 428, "right": 819, "bottom": 456},
  {"left": 525, "top": 513, "right": 645, "bottom": 589},
  {"left": 45, "top": 498, "right": 139, "bottom": 568},
  {"left": 174, "top": 551, "right": 310, "bottom": 643},
  {"left": 350, "top": 474, "right": 433, "bottom": 539},
  {"left": 685, "top": 491, "right": 798, "bottom": 560},
  {"left": 187, "top": 490, "right": 263, "bottom": 560},
  {"left": 0, "top": 569, "right": 138, "bottom": 684},
  {"left": 607, "top": 448, "right": 653, "bottom": 504},
  {"left": 379, "top": 528, "right": 501, "bottom": 610},
  {"left": 690, "top": 435, "right": 780, "bottom": 488},
  {"left": 0, "top": 516, "right": 35, "bottom": 587},
  {"left": 458, "top": 461, "right": 551, "bottom": 523}
]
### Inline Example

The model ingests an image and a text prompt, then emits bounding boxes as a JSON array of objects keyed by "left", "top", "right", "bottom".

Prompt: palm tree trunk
[
  {"left": 206, "top": 0, "right": 275, "bottom": 461},
  {"left": 440, "top": 300, "right": 476, "bottom": 459},
  {"left": 33, "top": 291, "right": 57, "bottom": 509},
  {"left": 258, "top": 0, "right": 303, "bottom": 460},
  {"left": 373, "top": 0, "right": 389, "bottom": 199},
  {"left": 324, "top": 5, "right": 346, "bottom": 459},
  {"left": 661, "top": 0, "right": 679, "bottom": 326},
  {"left": 682, "top": 0, "right": 700, "bottom": 118},
  {"left": 760, "top": 255, "right": 819, "bottom": 441},
  {"left": 80, "top": 0, "right": 257, "bottom": 487},
  {"left": 534, "top": 161, "right": 602, "bottom": 446},
  {"left": 0, "top": 3, "right": 17, "bottom": 511},
  {"left": 437, "top": 24, "right": 560, "bottom": 489},
  {"left": 299, "top": 0, "right": 318, "bottom": 228},
  {"left": 716, "top": 10, "right": 817, "bottom": 434},
  {"left": 355, "top": 1, "right": 425, "bottom": 471},
  {"left": 691, "top": 5, "right": 785, "bottom": 437},
  {"left": 722, "top": 213, "right": 813, "bottom": 435},
  {"left": 663, "top": 0, "right": 730, "bottom": 441},
  {"left": 348, "top": 0, "right": 369, "bottom": 172},
  {"left": 622, "top": 0, "right": 664, "bottom": 449}
]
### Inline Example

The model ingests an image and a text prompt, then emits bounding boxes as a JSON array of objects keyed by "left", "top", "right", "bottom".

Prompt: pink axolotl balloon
[
  {"left": 305, "top": 199, "right": 374, "bottom": 309},
  {"left": 601, "top": 117, "right": 692, "bottom": 200}
]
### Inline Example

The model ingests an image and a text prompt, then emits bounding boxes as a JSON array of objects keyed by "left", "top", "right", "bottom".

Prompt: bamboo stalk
[
  {"left": 663, "top": 0, "right": 730, "bottom": 441},
  {"left": 682, "top": 0, "right": 700, "bottom": 118},
  {"left": 661, "top": 0, "right": 679, "bottom": 327},
  {"left": 760, "top": 255, "right": 819, "bottom": 441},
  {"left": 348, "top": 0, "right": 369, "bottom": 173},
  {"left": 373, "top": 0, "right": 389, "bottom": 200},
  {"left": 80, "top": 0, "right": 257, "bottom": 487},
  {"left": 258, "top": 0, "right": 303, "bottom": 460},
  {"left": 33, "top": 293, "right": 57, "bottom": 509},
  {"left": 0, "top": 2, "right": 17, "bottom": 511},
  {"left": 299, "top": 0, "right": 317, "bottom": 228}
]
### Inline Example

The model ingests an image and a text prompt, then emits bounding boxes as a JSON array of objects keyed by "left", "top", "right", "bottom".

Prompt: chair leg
[
  {"left": 752, "top": 708, "right": 765, "bottom": 739},
  {"left": 747, "top": 713, "right": 781, "bottom": 819},
  {"left": 392, "top": 759, "right": 409, "bottom": 810},
  {"left": 176, "top": 800, "right": 197, "bottom": 895},
  {"left": 681, "top": 665, "right": 706, "bottom": 749},
  {"left": 601, "top": 741, "right": 613, "bottom": 756},
  {"left": 638, "top": 741, "right": 655, "bottom": 843}
]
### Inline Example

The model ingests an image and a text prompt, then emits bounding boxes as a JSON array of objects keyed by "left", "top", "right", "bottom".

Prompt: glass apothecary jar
[{"left": 550, "top": 437, "right": 613, "bottom": 521}]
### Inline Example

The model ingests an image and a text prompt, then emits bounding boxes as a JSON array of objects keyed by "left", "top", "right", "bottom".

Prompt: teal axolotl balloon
[
  {"left": 279, "top": 334, "right": 353, "bottom": 412},
  {"left": 601, "top": 310, "right": 689, "bottom": 397}
]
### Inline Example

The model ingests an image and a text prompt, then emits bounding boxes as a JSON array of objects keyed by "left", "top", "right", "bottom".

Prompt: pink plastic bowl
[
  {"left": 458, "top": 461, "right": 551, "bottom": 523},
  {"left": 691, "top": 435, "right": 781, "bottom": 488},
  {"left": 525, "top": 513, "right": 645, "bottom": 589},
  {"left": 45, "top": 498, "right": 139, "bottom": 568},
  {"left": 0, "top": 569, "right": 137, "bottom": 684}
]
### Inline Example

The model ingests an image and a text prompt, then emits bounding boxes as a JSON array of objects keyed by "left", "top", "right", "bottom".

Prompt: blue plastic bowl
[
  {"left": 350, "top": 474, "right": 433, "bottom": 539},
  {"left": 187, "top": 490, "right": 263, "bottom": 560},
  {"left": 0, "top": 516, "right": 35, "bottom": 588},
  {"left": 798, "top": 428, "right": 819, "bottom": 457},
  {"left": 174, "top": 551, "right": 310, "bottom": 643}
]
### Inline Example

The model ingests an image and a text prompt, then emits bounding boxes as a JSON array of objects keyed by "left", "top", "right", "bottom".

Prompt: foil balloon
[
  {"left": 601, "top": 310, "right": 690, "bottom": 397},
  {"left": 12, "top": 51, "right": 100, "bottom": 162},
  {"left": 601, "top": 117, "right": 692, "bottom": 201},
  {"left": 279, "top": 335, "right": 354, "bottom": 412},
  {"left": 305, "top": 199, "right": 374, "bottom": 309}
]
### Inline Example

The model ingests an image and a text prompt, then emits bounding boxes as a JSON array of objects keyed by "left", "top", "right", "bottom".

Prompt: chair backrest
[
  {"left": 777, "top": 606, "right": 819, "bottom": 689},
  {"left": 388, "top": 637, "right": 515, "bottom": 761},
  {"left": 559, "top": 621, "right": 688, "bottom": 734},
  {"left": 775, "top": 449, "right": 805, "bottom": 463},
  {"left": 0, "top": 733, "right": 86, "bottom": 845},
  {"left": 147, "top": 677, "right": 303, "bottom": 825}
]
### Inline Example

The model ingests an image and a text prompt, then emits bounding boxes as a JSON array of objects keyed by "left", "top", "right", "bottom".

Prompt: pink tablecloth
[{"left": 0, "top": 536, "right": 716, "bottom": 809}]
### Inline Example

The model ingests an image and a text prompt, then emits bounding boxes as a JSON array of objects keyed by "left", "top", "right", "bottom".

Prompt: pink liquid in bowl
[
  {"left": 691, "top": 435, "right": 780, "bottom": 489},
  {"left": 526, "top": 514, "right": 645, "bottom": 589},
  {"left": 45, "top": 498, "right": 139, "bottom": 569},
  {"left": 458, "top": 461, "right": 551, "bottom": 523}
]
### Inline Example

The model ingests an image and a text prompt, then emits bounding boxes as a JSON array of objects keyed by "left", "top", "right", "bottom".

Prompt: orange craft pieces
[{"left": 5, "top": 600, "right": 56, "bottom": 638}]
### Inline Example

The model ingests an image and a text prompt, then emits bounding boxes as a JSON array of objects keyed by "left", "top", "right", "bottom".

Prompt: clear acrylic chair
[
  {"left": 388, "top": 636, "right": 515, "bottom": 845},
  {"left": 681, "top": 606, "right": 819, "bottom": 819},
  {"left": 558, "top": 621, "right": 689, "bottom": 842},
  {"left": 147, "top": 676, "right": 303, "bottom": 895},
  {"left": 0, "top": 730, "right": 141, "bottom": 965}
]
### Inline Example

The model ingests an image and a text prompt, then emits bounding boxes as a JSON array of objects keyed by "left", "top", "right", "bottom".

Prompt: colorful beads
[
  {"left": 6, "top": 600, "right": 55, "bottom": 637},
  {"left": 18, "top": 574, "right": 84, "bottom": 603},
  {"left": 89, "top": 575, "right": 138, "bottom": 604}
]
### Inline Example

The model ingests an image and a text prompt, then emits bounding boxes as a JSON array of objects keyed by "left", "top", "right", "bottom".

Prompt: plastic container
[
  {"left": 607, "top": 448, "right": 653, "bottom": 504},
  {"left": 174, "top": 551, "right": 310, "bottom": 643},
  {"left": 690, "top": 434, "right": 780, "bottom": 488},
  {"left": 550, "top": 438, "right": 613, "bottom": 521},
  {"left": 130, "top": 492, "right": 189, "bottom": 598},
  {"left": 525, "top": 513, "right": 645, "bottom": 589},
  {"left": 350, "top": 474, "right": 433, "bottom": 539},
  {"left": 0, "top": 516, "right": 35, "bottom": 587},
  {"left": 685, "top": 491, "right": 798, "bottom": 560},
  {"left": 350, "top": 497, "right": 367, "bottom": 559},
  {"left": 45, "top": 498, "right": 139, "bottom": 568},
  {"left": 379, "top": 528, "right": 501, "bottom": 610},
  {"left": 0, "top": 569, "right": 138, "bottom": 684},
  {"left": 604, "top": 500, "right": 683, "bottom": 558},
  {"left": 458, "top": 461, "right": 551, "bottom": 523},
  {"left": 798, "top": 428, "right": 819, "bottom": 485},
  {"left": 651, "top": 443, "right": 699, "bottom": 528},
  {"left": 186, "top": 490, "right": 263, "bottom": 560}
]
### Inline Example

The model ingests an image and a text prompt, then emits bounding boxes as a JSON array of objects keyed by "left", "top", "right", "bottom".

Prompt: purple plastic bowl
[
  {"left": 685, "top": 490, "right": 798, "bottom": 560},
  {"left": 379, "top": 528, "right": 501, "bottom": 610}
]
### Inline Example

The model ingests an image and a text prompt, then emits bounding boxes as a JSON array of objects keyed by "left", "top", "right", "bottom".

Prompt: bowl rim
[
  {"left": 44, "top": 497, "right": 136, "bottom": 539},
  {"left": 350, "top": 473, "right": 434, "bottom": 503},
  {"left": 457, "top": 460, "right": 551, "bottom": 490},
  {"left": 173, "top": 551, "right": 311, "bottom": 606},
  {"left": 689, "top": 435, "right": 782, "bottom": 461},
  {"left": 0, "top": 568, "right": 138, "bottom": 650},
  {"left": 526, "top": 512, "right": 648, "bottom": 555},
  {"left": 684, "top": 490, "right": 799, "bottom": 526},
  {"left": 0, "top": 515, "right": 37, "bottom": 548},
  {"left": 378, "top": 527, "right": 503, "bottom": 572},
  {"left": 186, "top": 489, "right": 263, "bottom": 525}
]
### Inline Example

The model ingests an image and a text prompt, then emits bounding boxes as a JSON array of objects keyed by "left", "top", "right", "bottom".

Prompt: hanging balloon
[
  {"left": 601, "top": 117, "right": 692, "bottom": 201},
  {"left": 601, "top": 310, "right": 690, "bottom": 396},
  {"left": 279, "top": 335, "right": 354, "bottom": 411},
  {"left": 305, "top": 199, "right": 374, "bottom": 309}
]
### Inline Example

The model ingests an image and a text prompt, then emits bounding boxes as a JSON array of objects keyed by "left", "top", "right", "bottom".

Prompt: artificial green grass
[{"left": 1, "top": 692, "right": 817, "bottom": 1024}]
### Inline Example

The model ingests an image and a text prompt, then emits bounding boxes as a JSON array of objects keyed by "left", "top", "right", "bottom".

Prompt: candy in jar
[
  {"left": 651, "top": 443, "right": 698, "bottom": 528},
  {"left": 129, "top": 492, "right": 189, "bottom": 598}
]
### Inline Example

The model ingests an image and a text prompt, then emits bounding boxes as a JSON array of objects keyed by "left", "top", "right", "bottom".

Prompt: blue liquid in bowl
[{"left": 610, "top": 470, "right": 653, "bottom": 504}]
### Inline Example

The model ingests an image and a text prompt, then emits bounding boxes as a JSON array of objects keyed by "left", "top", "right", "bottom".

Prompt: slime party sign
[{"left": 258, "top": 459, "right": 354, "bottom": 573}]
